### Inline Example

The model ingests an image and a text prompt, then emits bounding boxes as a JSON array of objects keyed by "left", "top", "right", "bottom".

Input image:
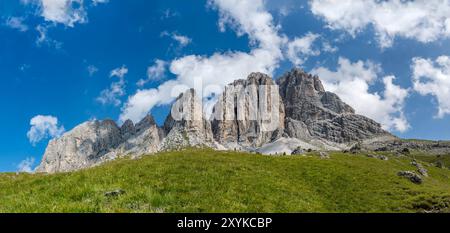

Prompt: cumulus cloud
[
  {"left": 286, "top": 32, "right": 321, "bottom": 66},
  {"left": 39, "top": 0, "right": 87, "bottom": 27},
  {"left": 412, "top": 56, "right": 450, "bottom": 118},
  {"left": 97, "top": 65, "right": 128, "bottom": 106},
  {"left": 311, "top": 57, "right": 410, "bottom": 132},
  {"left": 23, "top": 0, "right": 108, "bottom": 27},
  {"left": 137, "top": 60, "right": 167, "bottom": 87},
  {"left": 120, "top": 0, "right": 285, "bottom": 123},
  {"left": 4, "top": 17, "right": 29, "bottom": 32},
  {"left": 310, "top": 0, "right": 450, "bottom": 48},
  {"left": 27, "top": 115, "right": 65, "bottom": 146},
  {"left": 17, "top": 157, "right": 36, "bottom": 173}
]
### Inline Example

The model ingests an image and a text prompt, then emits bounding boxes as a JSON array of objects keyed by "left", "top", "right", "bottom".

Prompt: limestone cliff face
[
  {"left": 210, "top": 72, "right": 285, "bottom": 148},
  {"left": 277, "top": 68, "right": 390, "bottom": 143},
  {"left": 35, "top": 120, "right": 123, "bottom": 173},
  {"left": 35, "top": 116, "right": 162, "bottom": 173},
  {"left": 160, "top": 88, "right": 217, "bottom": 150}
]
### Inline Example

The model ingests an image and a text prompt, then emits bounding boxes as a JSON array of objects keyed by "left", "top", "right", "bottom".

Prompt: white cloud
[
  {"left": 120, "top": 0, "right": 285, "bottom": 123},
  {"left": 39, "top": 0, "right": 87, "bottom": 27},
  {"left": 211, "top": 0, "right": 285, "bottom": 54},
  {"left": 35, "top": 24, "right": 62, "bottom": 48},
  {"left": 137, "top": 60, "right": 167, "bottom": 87},
  {"left": 161, "top": 31, "right": 192, "bottom": 48},
  {"left": 17, "top": 157, "right": 36, "bottom": 173},
  {"left": 311, "top": 57, "right": 410, "bottom": 132},
  {"left": 412, "top": 56, "right": 450, "bottom": 118},
  {"left": 23, "top": 0, "right": 108, "bottom": 27},
  {"left": 97, "top": 65, "right": 128, "bottom": 106},
  {"left": 27, "top": 115, "right": 65, "bottom": 146},
  {"left": 92, "top": 0, "right": 108, "bottom": 6},
  {"left": 266, "top": 0, "right": 305, "bottom": 18},
  {"left": 109, "top": 65, "right": 128, "bottom": 78},
  {"left": 4, "top": 17, "right": 29, "bottom": 32},
  {"left": 161, "top": 9, "right": 180, "bottom": 19},
  {"left": 321, "top": 41, "right": 338, "bottom": 53},
  {"left": 172, "top": 34, "right": 192, "bottom": 48},
  {"left": 287, "top": 32, "right": 321, "bottom": 66},
  {"left": 310, "top": 0, "right": 450, "bottom": 48},
  {"left": 36, "top": 24, "right": 48, "bottom": 44}
]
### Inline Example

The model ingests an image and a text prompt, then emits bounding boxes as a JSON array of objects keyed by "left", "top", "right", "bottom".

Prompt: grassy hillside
[
  {"left": 1, "top": 149, "right": 450, "bottom": 213},
  {"left": 408, "top": 153, "right": 450, "bottom": 169}
]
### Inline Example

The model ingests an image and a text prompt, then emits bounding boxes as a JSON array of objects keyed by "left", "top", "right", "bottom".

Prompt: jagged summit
[
  {"left": 160, "top": 88, "right": 217, "bottom": 150},
  {"left": 278, "top": 68, "right": 355, "bottom": 117},
  {"left": 35, "top": 116, "right": 162, "bottom": 173},
  {"left": 36, "top": 68, "right": 393, "bottom": 173},
  {"left": 277, "top": 68, "right": 390, "bottom": 143},
  {"left": 232, "top": 72, "right": 274, "bottom": 86},
  {"left": 279, "top": 68, "right": 326, "bottom": 92}
]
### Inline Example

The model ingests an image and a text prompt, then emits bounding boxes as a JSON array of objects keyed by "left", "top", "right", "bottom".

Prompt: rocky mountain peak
[
  {"left": 277, "top": 68, "right": 389, "bottom": 143},
  {"left": 211, "top": 72, "right": 285, "bottom": 148},
  {"left": 35, "top": 119, "right": 123, "bottom": 173},
  {"left": 120, "top": 119, "right": 135, "bottom": 138},
  {"left": 161, "top": 88, "right": 216, "bottom": 150},
  {"left": 279, "top": 68, "right": 325, "bottom": 93},
  {"left": 247, "top": 72, "right": 274, "bottom": 85},
  {"left": 163, "top": 88, "right": 205, "bottom": 133},
  {"left": 99, "top": 119, "right": 121, "bottom": 131},
  {"left": 36, "top": 115, "right": 163, "bottom": 173},
  {"left": 135, "top": 115, "right": 156, "bottom": 133},
  {"left": 278, "top": 68, "right": 355, "bottom": 119}
]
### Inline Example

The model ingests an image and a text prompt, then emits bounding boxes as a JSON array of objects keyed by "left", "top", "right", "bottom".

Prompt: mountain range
[{"left": 35, "top": 69, "right": 448, "bottom": 173}]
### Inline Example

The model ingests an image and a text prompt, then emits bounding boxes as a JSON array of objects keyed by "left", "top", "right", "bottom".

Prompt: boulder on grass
[
  {"left": 291, "top": 147, "right": 304, "bottom": 155},
  {"left": 397, "top": 171, "right": 423, "bottom": 184}
]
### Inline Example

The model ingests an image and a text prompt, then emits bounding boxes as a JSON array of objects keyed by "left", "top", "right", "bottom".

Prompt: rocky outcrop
[
  {"left": 160, "top": 89, "right": 218, "bottom": 150},
  {"left": 412, "top": 160, "right": 428, "bottom": 177},
  {"left": 36, "top": 115, "right": 163, "bottom": 173},
  {"left": 115, "top": 115, "right": 163, "bottom": 156},
  {"left": 362, "top": 138, "right": 450, "bottom": 155},
  {"left": 398, "top": 171, "right": 423, "bottom": 184},
  {"left": 35, "top": 120, "right": 123, "bottom": 173},
  {"left": 211, "top": 72, "right": 285, "bottom": 148},
  {"left": 277, "top": 68, "right": 390, "bottom": 144}
]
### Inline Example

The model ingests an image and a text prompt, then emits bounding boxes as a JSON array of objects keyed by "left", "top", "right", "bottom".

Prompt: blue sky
[{"left": 1, "top": 0, "right": 450, "bottom": 172}]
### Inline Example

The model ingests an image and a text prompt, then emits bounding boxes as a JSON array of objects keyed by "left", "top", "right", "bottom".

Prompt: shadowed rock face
[
  {"left": 117, "top": 115, "right": 163, "bottom": 156},
  {"left": 211, "top": 72, "right": 285, "bottom": 148},
  {"left": 277, "top": 68, "right": 390, "bottom": 143}
]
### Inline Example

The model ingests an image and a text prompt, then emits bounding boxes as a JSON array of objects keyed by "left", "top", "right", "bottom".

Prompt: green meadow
[{"left": 1, "top": 149, "right": 449, "bottom": 213}]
